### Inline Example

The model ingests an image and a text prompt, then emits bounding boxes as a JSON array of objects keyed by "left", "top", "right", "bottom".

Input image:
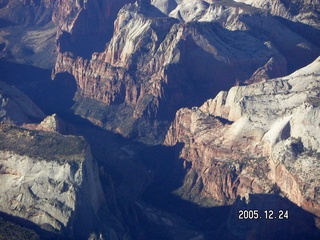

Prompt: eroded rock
[{"left": 164, "top": 57, "right": 320, "bottom": 219}]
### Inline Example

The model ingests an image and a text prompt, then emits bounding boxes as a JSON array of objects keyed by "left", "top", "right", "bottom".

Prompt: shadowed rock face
[
  {"left": 53, "top": 0, "right": 135, "bottom": 58},
  {"left": 0, "top": 81, "right": 45, "bottom": 124},
  {"left": 164, "top": 57, "right": 320, "bottom": 220},
  {"left": 53, "top": 0, "right": 320, "bottom": 143},
  {"left": 224, "top": 194, "right": 320, "bottom": 240}
]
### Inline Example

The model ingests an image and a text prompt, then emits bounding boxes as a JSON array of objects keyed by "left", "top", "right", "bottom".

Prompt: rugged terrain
[
  {"left": 53, "top": 0, "right": 320, "bottom": 143},
  {"left": 0, "top": 122, "right": 133, "bottom": 239},
  {"left": 165, "top": 56, "right": 320, "bottom": 219},
  {"left": 0, "top": 0, "right": 320, "bottom": 239}
]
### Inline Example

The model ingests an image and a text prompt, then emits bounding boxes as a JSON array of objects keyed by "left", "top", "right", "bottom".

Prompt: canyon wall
[
  {"left": 53, "top": 0, "right": 320, "bottom": 142},
  {"left": 0, "top": 124, "right": 130, "bottom": 239},
  {"left": 164, "top": 57, "right": 320, "bottom": 219}
]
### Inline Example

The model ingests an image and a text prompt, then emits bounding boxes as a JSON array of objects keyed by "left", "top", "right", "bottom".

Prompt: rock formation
[
  {"left": 53, "top": 0, "right": 320, "bottom": 142},
  {"left": 0, "top": 124, "right": 130, "bottom": 239},
  {"left": 234, "top": 0, "right": 320, "bottom": 27},
  {"left": 164, "top": 57, "right": 320, "bottom": 220},
  {"left": 1, "top": 0, "right": 320, "bottom": 238},
  {"left": 36, "top": 114, "right": 66, "bottom": 133}
]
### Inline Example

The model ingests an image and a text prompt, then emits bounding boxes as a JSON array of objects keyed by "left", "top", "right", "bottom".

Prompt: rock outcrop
[
  {"left": 0, "top": 124, "right": 128, "bottom": 239},
  {"left": 36, "top": 113, "right": 66, "bottom": 133},
  {"left": 164, "top": 57, "right": 320, "bottom": 219},
  {"left": 53, "top": 0, "right": 320, "bottom": 142}
]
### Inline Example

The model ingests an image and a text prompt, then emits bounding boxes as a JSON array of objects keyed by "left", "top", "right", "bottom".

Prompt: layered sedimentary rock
[
  {"left": 53, "top": 0, "right": 320, "bottom": 142},
  {"left": 0, "top": 124, "right": 128, "bottom": 239},
  {"left": 164, "top": 57, "right": 320, "bottom": 218}
]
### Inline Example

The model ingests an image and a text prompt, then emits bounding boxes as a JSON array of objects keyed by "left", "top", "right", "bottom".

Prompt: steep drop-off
[
  {"left": 0, "top": 124, "right": 130, "bottom": 239},
  {"left": 164, "top": 57, "right": 320, "bottom": 221},
  {"left": 53, "top": 0, "right": 320, "bottom": 143}
]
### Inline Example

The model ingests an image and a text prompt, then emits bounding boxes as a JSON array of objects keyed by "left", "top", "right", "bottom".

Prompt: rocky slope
[
  {"left": 53, "top": 0, "right": 320, "bottom": 143},
  {"left": 0, "top": 0, "right": 57, "bottom": 68},
  {"left": 1, "top": 0, "right": 320, "bottom": 238},
  {"left": 234, "top": 0, "right": 320, "bottom": 27},
  {"left": 0, "top": 0, "right": 55, "bottom": 26},
  {"left": 0, "top": 124, "right": 130, "bottom": 239},
  {"left": 164, "top": 57, "right": 320, "bottom": 220}
]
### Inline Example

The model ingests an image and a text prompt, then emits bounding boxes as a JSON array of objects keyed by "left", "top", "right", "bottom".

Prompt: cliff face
[
  {"left": 54, "top": 0, "right": 135, "bottom": 58},
  {"left": 53, "top": 0, "right": 320, "bottom": 142},
  {"left": 164, "top": 57, "right": 320, "bottom": 218},
  {"left": 0, "top": 125, "right": 128, "bottom": 239}
]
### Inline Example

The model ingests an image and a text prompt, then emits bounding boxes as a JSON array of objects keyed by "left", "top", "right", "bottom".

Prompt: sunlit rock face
[
  {"left": 164, "top": 57, "right": 320, "bottom": 218},
  {"left": 0, "top": 125, "right": 129, "bottom": 239},
  {"left": 53, "top": 0, "right": 320, "bottom": 143}
]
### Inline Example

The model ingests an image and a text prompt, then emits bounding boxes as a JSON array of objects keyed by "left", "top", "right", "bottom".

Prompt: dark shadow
[
  {"left": 220, "top": 194, "right": 320, "bottom": 240},
  {"left": 142, "top": 165, "right": 320, "bottom": 240},
  {"left": 140, "top": 143, "right": 231, "bottom": 238},
  {"left": 275, "top": 16, "right": 320, "bottom": 50},
  {"left": 137, "top": 1, "right": 169, "bottom": 19},
  {"left": 0, "top": 42, "right": 5, "bottom": 52},
  {"left": 238, "top": 13, "right": 320, "bottom": 74},
  {"left": 58, "top": 31, "right": 110, "bottom": 60},
  {"left": 0, "top": 211, "right": 63, "bottom": 240},
  {"left": 0, "top": 18, "right": 15, "bottom": 28},
  {"left": 215, "top": 116, "right": 234, "bottom": 125},
  {"left": 0, "top": 60, "right": 77, "bottom": 119}
]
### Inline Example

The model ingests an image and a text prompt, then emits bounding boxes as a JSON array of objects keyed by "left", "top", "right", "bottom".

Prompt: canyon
[
  {"left": 0, "top": 0, "right": 320, "bottom": 239},
  {"left": 53, "top": 0, "right": 320, "bottom": 143}
]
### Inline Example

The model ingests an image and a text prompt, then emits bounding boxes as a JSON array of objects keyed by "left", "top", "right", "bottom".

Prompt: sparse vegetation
[
  {"left": 0, "top": 124, "right": 87, "bottom": 163},
  {"left": 0, "top": 217, "right": 40, "bottom": 240}
]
